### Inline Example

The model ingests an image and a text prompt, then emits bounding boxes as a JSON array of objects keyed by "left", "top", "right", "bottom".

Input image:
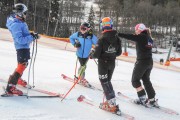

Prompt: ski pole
[
  {"left": 74, "top": 57, "right": 78, "bottom": 83},
  {"left": 32, "top": 39, "right": 37, "bottom": 88},
  {"left": 27, "top": 40, "right": 36, "bottom": 98},
  {"left": 26, "top": 38, "right": 38, "bottom": 98},
  {"left": 61, "top": 57, "right": 90, "bottom": 101},
  {"left": 93, "top": 59, "right": 98, "bottom": 65},
  {"left": 61, "top": 65, "right": 86, "bottom": 101}
]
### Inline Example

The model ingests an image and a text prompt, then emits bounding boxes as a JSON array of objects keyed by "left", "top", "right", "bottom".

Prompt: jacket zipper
[{"left": 82, "top": 36, "right": 85, "bottom": 58}]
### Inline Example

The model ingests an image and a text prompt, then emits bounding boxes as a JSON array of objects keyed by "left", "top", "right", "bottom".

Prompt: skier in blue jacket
[
  {"left": 69, "top": 22, "right": 97, "bottom": 86},
  {"left": 6, "top": 3, "right": 39, "bottom": 95}
]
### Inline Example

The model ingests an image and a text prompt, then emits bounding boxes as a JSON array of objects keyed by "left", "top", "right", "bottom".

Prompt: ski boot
[
  {"left": 17, "top": 78, "right": 31, "bottom": 88},
  {"left": 146, "top": 98, "right": 159, "bottom": 108},
  {"left": 134, "top": 95, "right": 148, "bottom": 107},
  {"left": 99, "top": 98, "right": 121, "bottom": 115},
  {"left": 17, "top": 78, "right": 27, "bottom": 87},
  {"left": 79, "top": 79, "right": 92, "bottom": 87},
  {"left": 6, "top": 84, "right": 23, "bottom": 96}
]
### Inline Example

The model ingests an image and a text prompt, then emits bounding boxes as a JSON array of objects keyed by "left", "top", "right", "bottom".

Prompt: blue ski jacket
[
  {"left": 6, "top": 15, "right": 34, "bottom": 50},
  {"left": 69, "top": 32, "right": 98, "bottom": 58}
]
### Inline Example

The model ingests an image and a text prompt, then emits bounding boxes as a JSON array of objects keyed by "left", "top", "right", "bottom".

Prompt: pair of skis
[
  {"left": 77, "top": 95, "right": 135, "bottom": 120},
  {"left": 61, "top": 74, "right": 135, "bottom": 119},
  {"left": 116, "top": 92, "right": 179, "bottom": 116},
  {"left": 61, "top": 74, "right": 179, "bottom": 118}
]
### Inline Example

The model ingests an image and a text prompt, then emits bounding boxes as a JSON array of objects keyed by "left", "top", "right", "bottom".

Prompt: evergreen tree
[
  {"left": 87, "top": 5, "right": 95, "bottom": 31},
  {"left": 61, "top": 18, "right": 71, "bottom": 37}
]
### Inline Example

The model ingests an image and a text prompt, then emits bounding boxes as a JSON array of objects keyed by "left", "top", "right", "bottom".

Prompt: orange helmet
[{"left": 100, "top": 17, "right": 113, "bottom": 30}]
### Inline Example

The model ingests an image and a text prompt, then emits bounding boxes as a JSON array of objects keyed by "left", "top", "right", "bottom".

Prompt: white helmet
[{"left": 13, "top": 3, "right": 28, "bottom": 18}]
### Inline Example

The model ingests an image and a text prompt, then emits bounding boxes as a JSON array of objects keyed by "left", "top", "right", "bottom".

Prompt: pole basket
[
  {"left": 164, "top": 60, "right": 170, "bottom": 66},
  {"left": 122, "top": 52, "right": 128, "bottom": 56}
]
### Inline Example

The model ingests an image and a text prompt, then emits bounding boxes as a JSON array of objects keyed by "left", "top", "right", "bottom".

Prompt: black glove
[
  {"left": 89, "top": 50, "right": 95, "bottom": 59},
  {"left": 30, "top": 32, "right": 40, "bottom": 40},
  {"left": 74, "top": 41, "right": 81, "bottom": 48}
]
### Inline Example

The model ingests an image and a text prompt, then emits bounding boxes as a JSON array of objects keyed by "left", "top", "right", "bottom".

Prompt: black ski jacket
[
  {"left": 93, "top": 30, "right": 122, "bottom": 60},
  {"left": 118, "top": 31, "right": 152, "bottom": 60}
]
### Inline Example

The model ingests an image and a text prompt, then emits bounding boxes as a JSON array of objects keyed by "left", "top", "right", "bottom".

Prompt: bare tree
[{"left": 53, "top": 0, "right": 63, "bottom": 36}]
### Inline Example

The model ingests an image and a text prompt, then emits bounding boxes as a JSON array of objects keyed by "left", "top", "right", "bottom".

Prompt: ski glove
[
  {"left": 74, "top": 40, "right": 81, "bottom": 48},
  {"left": 30, "top": 32, "right": 40, "bottom": 40}
]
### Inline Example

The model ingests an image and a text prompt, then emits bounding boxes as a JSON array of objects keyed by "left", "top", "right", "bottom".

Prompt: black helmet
[
  {"left": 13, "top": 3, "right": 28, "bottom": 18},
  {"left": 81, "top": 22, "right": 91, "bottom": 28}
]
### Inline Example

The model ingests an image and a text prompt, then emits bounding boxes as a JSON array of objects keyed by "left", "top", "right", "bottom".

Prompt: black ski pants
[
  {"left": 132, "top": 58, "right": 155, "bottom": 99},
  {"left": 78, "top": 57, "right": 88, "bottom": 66},
  {"left": 98, "top": 59, "right": 115, "bottom": 100}
]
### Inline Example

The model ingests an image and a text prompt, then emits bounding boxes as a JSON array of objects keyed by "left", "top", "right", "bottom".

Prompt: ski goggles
[{"left": 80, "top": 26, "right": 88, "bottom": 31}]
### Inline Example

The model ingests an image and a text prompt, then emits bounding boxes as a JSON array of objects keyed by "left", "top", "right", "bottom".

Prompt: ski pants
[
  {"left": 131, "top": 58, "right": 156, "bottom": 99},
  {"left": 78, "top": 57, "right": 88, "bottom": 66},
  {"left": 98, "top": 59, "right": 115, "bottom": 100},
  {"left": 78, "top": 57, "right": 88, "bottom": 79},
  {"left": 8, "top": 49, "right": 30, "bottom": 85}
]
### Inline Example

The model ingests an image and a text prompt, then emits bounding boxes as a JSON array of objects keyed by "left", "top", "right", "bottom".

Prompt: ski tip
[
  {"left": 77, "top": 95, "right": 85, "bottom": 102},
  {"left": 1, "top": 93, "right": 11, "bottom": 97},
  {"left": 61, "top": 74, "right": 66, "bottom": 76},
  {"left": 61, "top": 74, "right": 66, "bottom": 78},
  {"left": 1, "top": 93, "right": 27, "bottom": 97}
]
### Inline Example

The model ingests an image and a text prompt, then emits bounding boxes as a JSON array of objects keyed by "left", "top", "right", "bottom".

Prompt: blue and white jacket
[
  {"left": 69, "top": 32, "right": 98, "bottom": 58},
  {"left": 6, "top": 15, "right": 34, "bottom": 50}
]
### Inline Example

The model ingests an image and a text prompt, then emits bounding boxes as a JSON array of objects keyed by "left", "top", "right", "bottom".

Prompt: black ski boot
[
  {"left": 134, "top": 95, "right": 148, "bottom": 106},
  {"left": 146, "top": 98, "right": 159, "bottom": 108}
]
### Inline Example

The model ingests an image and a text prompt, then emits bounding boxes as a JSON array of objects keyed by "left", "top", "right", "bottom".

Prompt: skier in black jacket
[
  {"left": 91, "top": 17, "right": 122, "bottom": 113},
  {"left": 117, "top": 23, "right": 159, "bottom": 107}
]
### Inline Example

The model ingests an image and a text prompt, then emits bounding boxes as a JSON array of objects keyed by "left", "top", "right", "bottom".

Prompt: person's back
[
  {"left": 94, "top": 30, "right": 122, "bottom": 60},
  {"left": 91, "top": 17, "right": 121, "bottom": 115}
]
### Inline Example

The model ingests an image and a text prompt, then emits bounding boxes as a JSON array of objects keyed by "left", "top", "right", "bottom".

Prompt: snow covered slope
[{"left": 0, "top": 29, "right": 180, "bottom": 120}]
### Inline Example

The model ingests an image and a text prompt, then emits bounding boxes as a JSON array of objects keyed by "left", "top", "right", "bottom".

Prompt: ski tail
[{"left": 1, "top": 86, "right": 27, "bottom": 97}]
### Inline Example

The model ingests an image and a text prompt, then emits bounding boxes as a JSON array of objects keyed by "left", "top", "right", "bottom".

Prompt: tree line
[
  {"left": 0, "top": 0, "right": 86, "bottom": 37},
  {"left": 0, "top": 0, "right": 180, "bottom": 43}
]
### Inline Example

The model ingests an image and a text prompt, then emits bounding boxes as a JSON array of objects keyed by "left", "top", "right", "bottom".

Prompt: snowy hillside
[{"left": 0, "top": 29, "right": 180, "bottom": 120}]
